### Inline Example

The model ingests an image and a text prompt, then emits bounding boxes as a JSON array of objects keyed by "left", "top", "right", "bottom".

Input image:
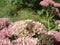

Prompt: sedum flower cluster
[
  {"left": 0, "top": 18, "right": 46, "bottom": 45},
  {"left": 0, "top": 18, "right": 60, "bottom": 45},
  {"left": 40, "top": 0, "right": 60, "bottom": 7}
]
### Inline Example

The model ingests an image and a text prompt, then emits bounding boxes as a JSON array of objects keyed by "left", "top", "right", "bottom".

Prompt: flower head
[
  {"left": 48, "top": 30, "right": 60, "bottom": 41},
  {"left": 40, "top": 0, "right": 49, "bottom": 7}
]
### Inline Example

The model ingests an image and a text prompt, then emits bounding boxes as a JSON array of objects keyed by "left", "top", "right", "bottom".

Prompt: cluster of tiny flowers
[
  {"left": 48, "top": 30, "right": 60, "bottom": 41},
  {"left": 0, "top": 18, "right": 47, "bottom": 45},
  {"left": 0, "top": 18, "right": 11, "bottom": 30},
  {"left": 12, "top": 37, "right": 39, "bottom": 45},
  {"left": 40, "top": 0, "right": 60, "bottom": 7},
  {"left": 8, "top": 19, "right": 46, "bottom": 37}
]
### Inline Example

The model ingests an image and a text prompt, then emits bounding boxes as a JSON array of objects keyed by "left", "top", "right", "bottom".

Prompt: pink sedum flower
[
  {"left": 44, "top": 0, "right": 54, "bottom": 4},
  {"left": 40, "top": 0, "right": 60, "bottom": 7},
  {"left": 40, "top": 0, "right": 49, "bottom": 7},
  {"left": 0, "top": 18, "right": 12, "bottom": 29},
  {"left": 48, "top": 30, "right": 60, "bottom": 41},
  {"left": 24, "top": 37, "right": 39, "bottom": 45},
  {"left": 53, "top": 2, "right": 60, "bottom": 7},
  {"left": 6, "top": 29, "right": 14, "bottom": 37},
  {"left": 0, "top": 27, "right": 14, "bottom": 38},
  {"left": 40, "top": 0, "right": 54, "bottom": 7},
  {"left": 0, "top": 18, "right": 47, "bottom": 45},
  {"left": 55, "top": 20, "right": 60, "bottom": 24},
  {"left": 8, "top": 20, "right": 46, "bottom": 37},
  {"left": 0, "top": 27, "right": 8, "bottom": 39},
  {"left": 0, "top": 38, "right": 12, "bottom": 45},
  {"left": 12, "top": 37, "right": 39, "bottom": 45}
]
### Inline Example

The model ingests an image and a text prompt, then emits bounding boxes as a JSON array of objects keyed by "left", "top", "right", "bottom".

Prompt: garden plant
[{"left": 0, "top": 0, "right": 60, "bottom": 45}]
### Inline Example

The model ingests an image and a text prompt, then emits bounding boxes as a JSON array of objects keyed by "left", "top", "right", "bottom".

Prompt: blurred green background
[{"left": 0, "top": 0, "right": 59, "bottom": 30}]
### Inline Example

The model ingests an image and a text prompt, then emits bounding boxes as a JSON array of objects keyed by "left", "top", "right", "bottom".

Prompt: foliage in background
[
  {"left": 11, "top": 0, "right": 41, "bottom": 9},
  {"left": 0, "top": 0, "right": 60, "bottom": 17},
  {"left": 0, "top": 0, "right": 12, "bottom": 17},
  {"left": 0, "top": 0, "right": 60, "bottom": 31}
]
